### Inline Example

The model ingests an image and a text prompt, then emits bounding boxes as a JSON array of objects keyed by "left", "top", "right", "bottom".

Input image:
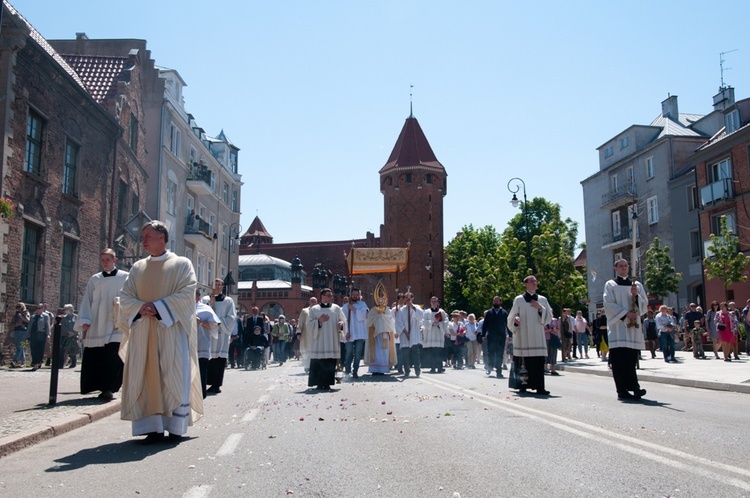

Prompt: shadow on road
[{"left": 45, "top": 438, "right": 195, "bottom": 472}]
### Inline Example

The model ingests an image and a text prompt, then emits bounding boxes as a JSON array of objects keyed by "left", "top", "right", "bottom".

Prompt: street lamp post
[
  {"left": 224, "top": 222, "right": 242, "bottom": 294},
  {"left": 507, "top": 177, "right": 531, "bottom": 272}
]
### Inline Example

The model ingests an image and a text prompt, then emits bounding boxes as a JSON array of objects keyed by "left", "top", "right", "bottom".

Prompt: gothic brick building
[{"left": 238, "top": 112, "right": 447, "bottom": 311}]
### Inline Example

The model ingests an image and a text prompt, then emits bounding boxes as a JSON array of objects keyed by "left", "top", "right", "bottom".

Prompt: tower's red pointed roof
[
  {"left": 243, "top": 216, "right": 273, "bottom": 239},
  {"left": 379, "top": 116, "right": 445, "bottom": 174}
]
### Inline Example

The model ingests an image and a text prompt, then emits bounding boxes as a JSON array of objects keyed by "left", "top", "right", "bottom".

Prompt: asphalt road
[{"left": 0, "top": 362, "right": 748, "bottom": 497}]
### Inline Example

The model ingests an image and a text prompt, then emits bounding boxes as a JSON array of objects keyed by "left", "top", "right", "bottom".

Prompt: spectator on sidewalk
[
  {"left": 656, "top": 305, "right": 676, "bottom": 363},
  {"left": 690, "top": 320, "right": 706, "bottom": 359},
  {"left": 705, "top": 301, "right": 721, "bottom": 360},
  {"left": 643, "top": 310, "right": 659, "bottom": 359},
  {"left": 9, "top": 302, "right": 30, "bottom": 368},
  {"left": 715, "top": 302, "right": 737, "bottom": 362},
  {"left": 28, "top": 304, "right": 50, "bottom": 371},
  {"left": 59, "top": 304, "right": 79, "bottom": 368},
  {"left": 574, "top": 310, "right": 590, "bottom": 359}
]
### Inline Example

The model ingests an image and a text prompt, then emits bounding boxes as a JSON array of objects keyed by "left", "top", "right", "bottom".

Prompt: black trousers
[
  {"left": 514, "top": 356, "right": 545, "bottom": 390},
  {"left": 81, "top": 342, "right": 123, "bottom": 394},
  {"left": 207, "top": 357, "right": 227, "bottom": 388},
  {"left": 308, "top": 358, "right": 337, "bottom": 388},
  {"left": 228, "top": 337, "right": 242, "bottom": 367},
  {"left": 401, "top": 345, "right": 422, "bottom": 374},
  {"left": 609, "top": 347, "right": 641, "bottom": 394}
]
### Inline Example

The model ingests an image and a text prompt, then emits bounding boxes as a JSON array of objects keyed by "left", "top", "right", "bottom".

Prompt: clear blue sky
[{"left": 13, "top": 0, "right": 750, "bottom": 246}]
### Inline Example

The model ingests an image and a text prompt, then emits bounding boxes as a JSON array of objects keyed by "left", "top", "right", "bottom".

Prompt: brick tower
[{"left": 379, "top": 114, "right": 447, "bottom": 306}]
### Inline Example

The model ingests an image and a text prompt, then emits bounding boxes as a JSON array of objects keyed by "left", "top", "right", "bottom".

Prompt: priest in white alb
[
  {"left": 76, "top": 248, "right": 128, "bottom": 401},
  {"left": 118, "top": 221, "right": 203, "bottom": 444},
  {"left": 304, "top": 288, "right": 347, "bottom": 390}
]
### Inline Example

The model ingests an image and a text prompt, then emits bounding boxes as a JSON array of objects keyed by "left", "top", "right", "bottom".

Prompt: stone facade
[{"left": 0, "top": 3, "right": 119, "bottom": 354}]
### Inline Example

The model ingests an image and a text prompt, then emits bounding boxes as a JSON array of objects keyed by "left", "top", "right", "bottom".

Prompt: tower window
[
  {"left": 406, "top": 173, "right": 412, "bottom": 183},
  {"left": 426, "top": 174, "right": 431, "bottom": 184}
]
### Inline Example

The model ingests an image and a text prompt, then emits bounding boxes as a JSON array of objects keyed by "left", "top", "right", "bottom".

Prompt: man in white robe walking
[
  {"left": 118, "top": 221, "right": 203, "bottom": 444},
  {"left": 305, "top": 288, "right": 347, "bottom": 390},
  {"left": 207, "top": 278, "right": 236, "bottom": 394},
  {"left": 604, "top": 259, "right": 648, "bottom": 401},
  {"left": 76, "top": 248, "right": 128, "bottom": 401}
]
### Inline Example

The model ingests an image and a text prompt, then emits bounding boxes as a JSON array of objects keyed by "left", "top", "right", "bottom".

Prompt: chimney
[
  {"left": 712, "top": 86, "right": 735, "bottom": 111},
  {"left": 75, "top": 32, "right": 88, "bottom": 41},
  {"left": 128, "top": 49, "right": 140, "bottom": 66},
  {"left": 661, "top": 95, "right": 679, "bottom": 120}
]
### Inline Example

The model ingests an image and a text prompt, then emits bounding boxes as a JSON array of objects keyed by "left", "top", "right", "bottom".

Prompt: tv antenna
[{"left": 720, "top": 49, "right": 738, "bottom": 88}]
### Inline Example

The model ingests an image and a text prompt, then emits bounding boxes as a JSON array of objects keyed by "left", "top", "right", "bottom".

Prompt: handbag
[{"left": 717, "top": 323, "right": 727, "bottom": 331}]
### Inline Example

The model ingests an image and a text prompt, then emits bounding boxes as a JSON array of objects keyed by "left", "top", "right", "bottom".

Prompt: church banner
[{"left": 346, "top": 247, "right": 409, "bottom": 275}]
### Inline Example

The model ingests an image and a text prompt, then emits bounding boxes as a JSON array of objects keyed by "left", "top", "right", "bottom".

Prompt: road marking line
[
  {"left": 183, "top": 485, "right": 212, "bottom": 498},
  {"left": 257, "top": 394, "right": 269, "bottom": 403},
  {"left": 266, "top": 384, "right": 276, "bottom": 391},
  {"left": 423, "top": 376, "right": 750, "bottom": 489},
  {"left": 216, "top": 433, "right": 243, "bottom": 457},
  {"left": 242, "top": 408, "right": 259, "bottom": 423}
]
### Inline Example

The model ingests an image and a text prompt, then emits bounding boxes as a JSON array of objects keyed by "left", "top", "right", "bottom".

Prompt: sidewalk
[
  {"left": 0, "top": 364, "right": 120, "bottom": 458},
  {"left": 0, "top": 351, "right": 748, "bottom": 458},
  {"left": 557, "top": 349, "right": 750, "bottom": 394}
]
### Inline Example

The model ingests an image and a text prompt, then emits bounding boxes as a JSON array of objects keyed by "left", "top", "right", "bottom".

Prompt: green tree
[
  {"left": 704, "top": 218, "right": 750, "bottom": 299},
  {"left": 444, "top": 225, "right": 515, "bottom": 315},
  {"left": 506, "top": 198, "right": 568, "bottom": 274},
  {"left": 532, "top": 217, "right": 587, "bottom": 314},
  {"left": 643, "top": 237, "right": 682, "bottom": 301}
]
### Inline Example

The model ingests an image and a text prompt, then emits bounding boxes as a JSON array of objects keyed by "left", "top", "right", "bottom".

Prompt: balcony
[
  {"left": 601, "top": 183, "right": 637, "bottom": 209},
  {"left": 602, "top": 227, "right": 635, "bottom": 249},
  {"left": 700, "top": 178, "right": 734, "bottom": 208},
  {"left": 186, "top": 164, "right": 214, "bottom": 197},
  {"left": 185, "top": 214, "right": 214, "bottom": 249}
]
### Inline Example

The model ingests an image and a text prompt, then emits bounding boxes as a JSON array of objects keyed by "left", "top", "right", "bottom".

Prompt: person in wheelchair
[{"left": 245, "top": 325, "right": 269, "bottom": 370}]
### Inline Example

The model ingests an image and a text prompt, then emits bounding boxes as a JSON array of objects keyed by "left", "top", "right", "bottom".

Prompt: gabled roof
[
  {"left": 649, "top": 114, "right": 703, "bottom": 139},
  {"left": 379, "top": 115, "right": 445, "bottom": 174},
  {"left": 3, "top": 1, "right": 86, "bottom": 91},
  {"left": 59, "top": 54, "right": 129, "bottom": 104},
  {"left": 243, "top": 216, "right": 272, "bottom": 239},
  {"left": 215, "top": 129, "right": 238, "bottom": 149}
]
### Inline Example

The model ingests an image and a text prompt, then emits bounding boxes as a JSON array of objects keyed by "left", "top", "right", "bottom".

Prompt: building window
[
  {"left": 645, "top": 157, "right": 654, "bottom": 179},
  {"left": 231, "top": 190, "right": 238, "bottom": 212},
  {"left": 196, "top": 254, "right": 205, "bottom": 285},
  {"left": 626, "top": 166, "right": 634, "bottom": 187},
  {"left": 614, "top": 252, "right": 623, "bottom": 264},
  {"left": 25, "top": 109, "right": 44, "bottom": 175},
  {"left": 647, "top": 196, "right": 658, "bottom": 224},
  {"left": 207, "top": 260, "right": 213, "bottom": 284},
  {"left": 117, "top": 181, "right": 128, "bottom": 225},
  {"left": 711, "top": 212, "right": 736, "bottom": 235},
  {"left": 426, "top": 174, "right": 432, "bottom": 184},
  {"left": 709, "top": 158, "right": 732, "bottom": 183},
  {"left": 610, "top": 175, "right": 618, "bottom": 192},
  {"left": 230, "top": 150, "right": 238, "bottom": 174},
  {"left": 612, "top": 211, "right": 621, "bottom": 236},
  {"left": 63, "top": 141, "right": 79, "bottom": 196},
  {"left": 185, "top": 248, "right": 193, "bottom": 263},
  {"left": 223, "top": 183, "right": 229, "bottom": 205},
  {"left": 166, "top": 180, "right": 177, "bottom": 215},
  {"left": 406, "top": 173, "right": 412, "bottom": 183},
  {"left": 687, "top": 185, "right": 699, "bottom": 211},
  {"left": 169, "top": 123, "right": 181, "bottom": 157},
  {"left": 620, "top": 136, "right": 630, "bottom": 149},
  {"left": 222, "top": 224, "right": 228, "bottom": 250},
  {"left": 21, "top": 224, "right": 40, "bottom": 303},
  {"left": 189, "top": 146, "right": 197, "bottom": 165},
  {"left": 131, "top": 191, "right": 139, "bottom": 216},
  {"left": 129, "top": 114, "right": 138, "bottom": 152},
  {"left": 604, "top": 145, "right": 614, "bottom": 158},
  {"left": 209, "top": 214, "right": 215, "bottom": 238},
  {"left": 689, "top": 230, "right": 701, "bottom": 258},
  {"left": 59, "top": 238, "right": 76, "bottom": 307},
  {"left": 726, "top": 109, "right": 740, "bottom": 134}
]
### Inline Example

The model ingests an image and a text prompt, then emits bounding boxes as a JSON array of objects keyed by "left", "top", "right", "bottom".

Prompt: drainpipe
[{"left": 107, "top": 132, "right": 119, "bottom": 247}]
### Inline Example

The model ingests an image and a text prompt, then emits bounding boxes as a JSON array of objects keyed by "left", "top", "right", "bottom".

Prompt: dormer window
[
  {"left": 604, "top": 145, "right": 614, "bottom": 158},
  {"left": 726, "top": 109, "right": 740, "bottom": 133},
  {"left": 620, "top": 136, "right": 630, "bottom": 149}
]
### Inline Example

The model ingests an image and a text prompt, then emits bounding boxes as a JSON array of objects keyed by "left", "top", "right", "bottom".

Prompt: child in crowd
[{"left": 691, "top": 320, "right": 706, "bottom": 359}]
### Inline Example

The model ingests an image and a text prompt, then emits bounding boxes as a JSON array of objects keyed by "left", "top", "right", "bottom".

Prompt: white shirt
[{"left": 343, "top": 299, "right": 368, "bottom": 341}]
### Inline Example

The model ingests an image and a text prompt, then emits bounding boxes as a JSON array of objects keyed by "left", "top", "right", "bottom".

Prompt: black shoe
[
  {"left": 550, "top": 371, "right": 560, "bottom": 376},
  {"left": 518, "top": 387, "right": 527, "bottom": 394},
  {"left": 429, "top": 368, "right": 436, "bottom": 373},
  {"left": 415, "top": 370, "right": 420, "bottom": 377},
  {"left": 618, "top": 392, "right": 636, "bottom": 400},
  {"left": 98, "top": 391, "right": 114, "bottom": 401},
  {"left": 633, "top": 389, "right": 647, "bottom": 399},
  {"left": 537, "top": 389, "right": 550, "bottom": 396},
  {"left": 68, "top": 362, "right": 76, "bottom": 369},
  {"left": 139, "top": 432, "right": 164, "bottom": 445},
  {"left": 45, "top": 358, "right": 51, "bottom": 367},
  {"left": 496, "top": 373, "right": 504, "bottom": 379},
  {"left": 352, "top": 372, "right": 359, "bottom": 379},
  {"left": 167, "top": 433, "right": 183, "bottom": 443}
]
